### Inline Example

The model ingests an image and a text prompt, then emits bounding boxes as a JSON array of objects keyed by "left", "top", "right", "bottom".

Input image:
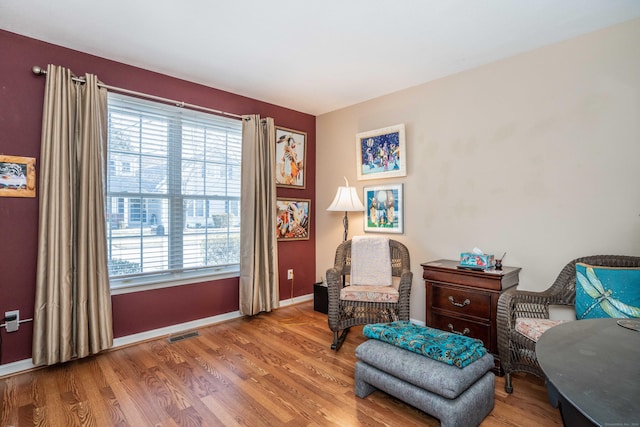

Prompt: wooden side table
[{"left": 421, "top": 259, "right": 521, "bottom": 374}]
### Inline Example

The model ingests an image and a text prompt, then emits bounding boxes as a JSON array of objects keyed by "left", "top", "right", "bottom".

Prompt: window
[{"left": 106, "top": 93, "right": 242, "bottom": 289}]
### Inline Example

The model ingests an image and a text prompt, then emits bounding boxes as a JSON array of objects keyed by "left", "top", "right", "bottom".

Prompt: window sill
[{"left": 110, "top": 266, "right": 239, "bottom": 295}]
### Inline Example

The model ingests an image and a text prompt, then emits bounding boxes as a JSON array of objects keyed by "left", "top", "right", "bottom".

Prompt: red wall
[{"left": 0, "top": 30, "right": 316, "bottom": 364}]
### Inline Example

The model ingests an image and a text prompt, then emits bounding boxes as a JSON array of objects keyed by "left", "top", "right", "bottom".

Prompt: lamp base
[{"left": 342, "top": 211, "right": 349, "bottom": 242}]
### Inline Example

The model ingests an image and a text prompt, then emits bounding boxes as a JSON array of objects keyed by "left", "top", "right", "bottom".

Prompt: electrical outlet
[
  {"left": 5, "top": 310, "right": 19, "bottom": 332},
  {"left": 287, "top": 269, "right": 294, "bottom": 280}
]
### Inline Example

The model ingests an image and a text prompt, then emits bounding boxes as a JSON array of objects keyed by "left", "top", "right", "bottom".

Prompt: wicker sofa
[
  {"left": 497, "top": 254, "right": 640, "bottom": 393},
  {"left": 326, "top": 239, "right": 412, "bottom": 350}
]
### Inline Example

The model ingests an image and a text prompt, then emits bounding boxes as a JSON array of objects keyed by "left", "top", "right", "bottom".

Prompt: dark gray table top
[{"left": 537, "top": 318, "right": 640, "bottom": 426}]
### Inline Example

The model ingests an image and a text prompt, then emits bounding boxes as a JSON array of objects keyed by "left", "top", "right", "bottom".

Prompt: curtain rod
[{"left": 32, "top": 65, "right": 243, "bottom": 120}]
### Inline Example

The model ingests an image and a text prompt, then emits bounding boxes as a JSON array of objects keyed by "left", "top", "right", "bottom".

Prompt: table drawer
[
  {"left": 431, "top": 313, "right": 491, "bottom": 347},
  {"left": 430, "top": 283, "right": 491, "bottom": 319}
]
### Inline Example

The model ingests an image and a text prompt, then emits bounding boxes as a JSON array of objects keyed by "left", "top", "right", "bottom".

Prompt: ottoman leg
[{"left": 354, "top": 362, "right": 377, "bottom": 398}]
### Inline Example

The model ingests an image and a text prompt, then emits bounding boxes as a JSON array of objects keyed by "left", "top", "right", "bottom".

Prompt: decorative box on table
[{"left": 459, "top": 253, "right": 495, "bottom": 270}]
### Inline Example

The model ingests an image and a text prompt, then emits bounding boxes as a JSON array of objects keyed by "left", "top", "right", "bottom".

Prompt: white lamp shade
[{"left": 327, "top": 186, "right": 365, "bottom": 212}]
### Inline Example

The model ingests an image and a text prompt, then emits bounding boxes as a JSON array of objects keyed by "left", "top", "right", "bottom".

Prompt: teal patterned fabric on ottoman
[{"left": 363, "top": 321, "right": 487, "bottom": 368}]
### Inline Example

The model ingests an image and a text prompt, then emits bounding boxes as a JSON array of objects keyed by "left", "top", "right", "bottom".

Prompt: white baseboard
[
  {"left": 115, "top": 293, "right": 314, "bottom": 347},
  {"left": 0, "top": 358, "right": 35, "bottom": 378},
  {"left": 410, "top": 318, "right": 425, "bottom": 326},
  {"left": 1, "top": 293, "right": 315, "bottom": 377},
  {"left": 113, "top": 310, "right": 243, "bottom": 348},
  {"left": 278, "top": 293, "right": 313, "bottom": 307}
]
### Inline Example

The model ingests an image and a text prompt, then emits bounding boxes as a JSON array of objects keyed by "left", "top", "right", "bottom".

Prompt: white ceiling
[{"left": 2, "top": 1, "right": 640, "bottom": 116}]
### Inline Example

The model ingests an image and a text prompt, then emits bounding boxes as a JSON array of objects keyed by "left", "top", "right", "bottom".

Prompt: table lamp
[{"left": 326, "top": 176, "right": 365, "bottom": 241}]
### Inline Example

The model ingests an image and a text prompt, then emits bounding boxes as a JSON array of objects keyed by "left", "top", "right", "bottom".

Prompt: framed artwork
[
  {"left": 275, "top": 126, "right": 306, "bottom": 189},
  {"left": 276, "top": 198, "right": 311, "bottom": 241},
  {"left": 355, "top": 123, "right": 406, "bottom": 180},
  {"left": 363, "top": 183, "right": 403, "bottom": 234},
  {"left": 0, "top": 155, "right": 36, "bottom": 198}
]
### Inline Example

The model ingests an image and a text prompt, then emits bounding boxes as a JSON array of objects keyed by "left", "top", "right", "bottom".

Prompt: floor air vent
[{"left": 167, "top": 331, "right": 199, "bottom": 343}]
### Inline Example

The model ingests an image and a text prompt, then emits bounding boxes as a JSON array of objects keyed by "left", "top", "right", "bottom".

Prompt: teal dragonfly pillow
[{"left": 575, "top": 263, "right": 640, "bottom": 320}]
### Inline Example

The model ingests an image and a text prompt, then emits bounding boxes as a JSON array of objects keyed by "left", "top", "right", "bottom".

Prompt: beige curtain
[
  {"left": 33, "top": 65, "right": 113, "bottom": 366},
  {"left": 239, "top": 115, "right": 279, "bottom": 315}
]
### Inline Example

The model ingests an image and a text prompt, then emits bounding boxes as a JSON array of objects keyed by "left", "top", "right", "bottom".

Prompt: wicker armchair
[
  {"left": 326, "top": 239, "right": 412, "bottom": 351},
  {"left": 497, "top": 254, "right": 640, "bottom": 393}
]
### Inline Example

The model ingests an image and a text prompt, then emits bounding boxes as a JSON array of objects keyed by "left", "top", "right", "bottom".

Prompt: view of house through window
[{"left": 106, "top": 93, "right": 242, "bottom": 286}]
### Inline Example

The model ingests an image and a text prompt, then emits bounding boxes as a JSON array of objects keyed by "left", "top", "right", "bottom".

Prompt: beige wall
[{"left": 316, "top": 18, "right": 640, "bottom": 322}]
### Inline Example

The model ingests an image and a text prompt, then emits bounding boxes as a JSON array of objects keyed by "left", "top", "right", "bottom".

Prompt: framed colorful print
[
  {"left": 356, "top": 124, "right": 406, "bottom": 180},
  {"left": 276, "top": 198, "right": 311, "bottom": 241},
  {"left": 363, "top": 183, "right": 403, "bottom": 234},
  {"left": 0, "top": 155, "right": 36, "bottom": 198},
  {"left": 275, "top": 126, "right": 307, "bottom": 189}
]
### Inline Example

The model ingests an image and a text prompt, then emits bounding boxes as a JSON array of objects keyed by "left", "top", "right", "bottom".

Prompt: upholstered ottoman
[{"left": 355, "top": 339, "right": 495, "bottom": 427}]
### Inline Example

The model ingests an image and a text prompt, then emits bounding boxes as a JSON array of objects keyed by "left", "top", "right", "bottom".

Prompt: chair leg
[
  {"left": 331, "top": 328, "right": 349, "bottom": 351},
  {"left": 505, "top": 373, "right": 513, "bottom": 393}
]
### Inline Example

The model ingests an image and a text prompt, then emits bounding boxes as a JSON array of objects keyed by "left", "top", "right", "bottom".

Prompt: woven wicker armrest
[
  {"left": 496, "top": 286, "right": 551, "bottom": 382},
  {"left": 498, "top": 287, "right": 552, "bottom": 325},
  {"left": 398, "top": 270, "right": 413, "bottom": 289},
  {"left": 397, "top": 270, "right": 413, "bottom": 301},
  {"left": 497, "top": 287, "right": 551, "bottom": 365},
  {"left": 397, "top": 270, "right": 413, "bottom": 320},
  {"left": 325, "top": 267, "right": 342, "bottom": 289},
  {"left": 326, "top": 267, "right": 343, "bottom": 331}
]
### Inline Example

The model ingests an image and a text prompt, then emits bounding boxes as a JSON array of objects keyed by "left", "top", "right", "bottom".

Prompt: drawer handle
[
  {"left": 447, "top": 324, "right": 471, "bottom": 335},
  {"left": 448, "top": 296, "right": 471, "bottom": 308}
]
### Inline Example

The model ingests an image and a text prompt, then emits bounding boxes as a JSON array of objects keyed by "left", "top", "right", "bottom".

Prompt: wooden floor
[{"left": 0, "top": 301, "right": 562, "bottom": 426}]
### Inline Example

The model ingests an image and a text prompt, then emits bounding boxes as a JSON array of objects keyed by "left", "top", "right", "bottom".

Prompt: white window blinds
[{"left": 106, "top": 93, "right": 242, "bottom": 285}]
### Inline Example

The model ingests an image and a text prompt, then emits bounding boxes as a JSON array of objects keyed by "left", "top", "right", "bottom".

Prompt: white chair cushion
[
  {"left": 340, "top": 285, "right": 399, "bottom": 303},
  {"left": 515, "top": 318, "right": 570, "bottom": 342}
]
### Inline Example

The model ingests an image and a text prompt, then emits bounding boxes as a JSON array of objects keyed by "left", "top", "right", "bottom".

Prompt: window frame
[{"left": 105, "top": 93, "right": 242, "bottom": 293}]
